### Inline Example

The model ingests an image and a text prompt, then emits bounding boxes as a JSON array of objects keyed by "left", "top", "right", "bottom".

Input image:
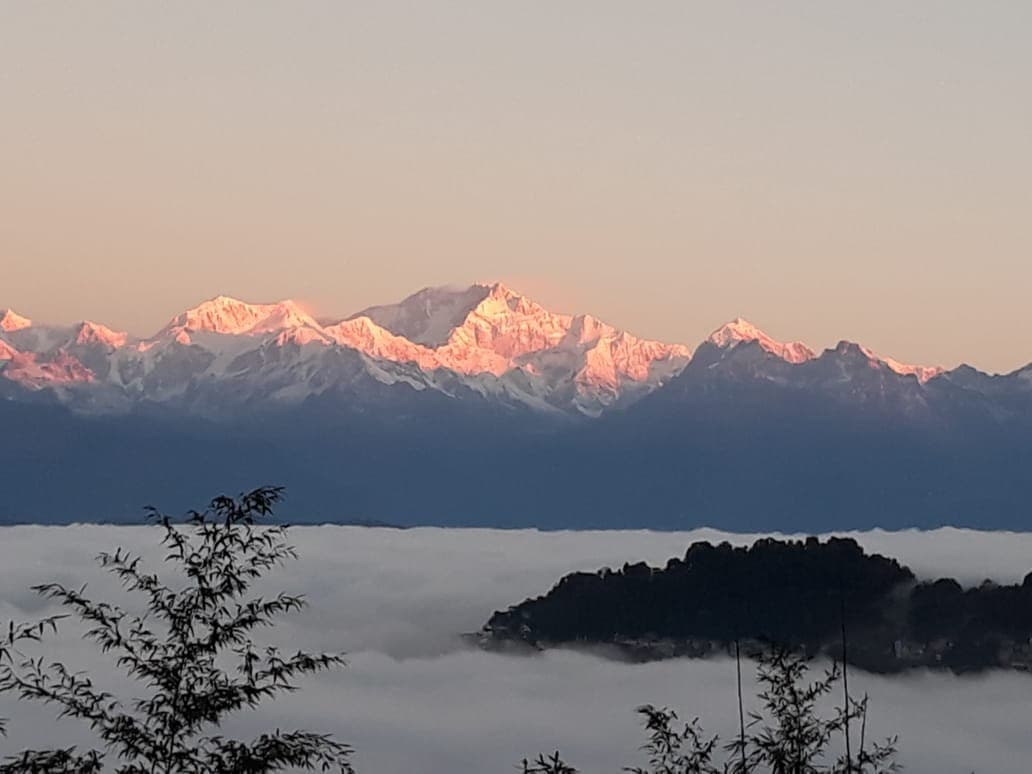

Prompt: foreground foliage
[
  {"left": 0, "top": 487, "right": 353, "bottom": 774},
  {"left": 522, "top": 647, "right": 899, "bottom": 774}
]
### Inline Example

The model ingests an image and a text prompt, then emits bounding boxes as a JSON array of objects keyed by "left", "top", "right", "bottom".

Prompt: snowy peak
[
  {"left": 343, "top": 282, "right": 693, "bottom": 412},
  {"left": 849, "top": 342, "right": 944, "bottom": 383},
  {"left": 270, "top": 326, "right": 333, "bottom": 347},
  {"left": 351, "top": 281, "right": 575, "bottom": 372},
  {"left": 353, "top": 284, "right": 492, "bottom": 347},
  {"left": 249, "top": 300, "right": 322, "bottom": 335},
  {"left": 708, "top": 318, "right": 815, "bottom": 364},
  {"left": 352, "top": 281, "right": 559, "bottom": 354},
  {"left": 705, "top": 319, "right": 941, "bottom": 382},
  {"left": 871, "top": 355, "right": 945, "bottom": 385},
  {"left": 478, "top": 281, "right": 546, "bottom": 316},
  {"left": 73, "top": 321, "right": 129, "bottom": 349},
  {"left": 566, "top": 314, "right": 617, "bottom": 346},
  {"left": 324, "top": 316, "right": 439, "bottom": 369},
  {"left": 0, "top": 309, "right": 32, "bottom": 332},
  {"left": 487, "top": 280, "right": 551, "bottom": 309},
  {"left": 708, "top": 317, "right": 765, "bottom": 346},
  {"left": 0, "top": 284, "right": 964, "bottom": 417},
  {"left": 443, "top": 283, "right": 572, "bottom": 365},
  {"left": 158, "top": 295, "right": 265, "bottom": 337},
  {"left": 157, "top": 296, "right": 321, "bottom": 340},
  {"left": 574, "top": 332, "right": 691, "bottom": 398}
]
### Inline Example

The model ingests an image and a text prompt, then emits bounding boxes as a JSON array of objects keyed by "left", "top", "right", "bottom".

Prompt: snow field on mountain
[{"left": 2, "top": 281, "right": 959, "bottom": 416}]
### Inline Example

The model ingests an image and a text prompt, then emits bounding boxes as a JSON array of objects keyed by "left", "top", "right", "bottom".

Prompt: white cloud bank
[{"left": 1, "top": 525, "right": 1031, "bottom": 772}]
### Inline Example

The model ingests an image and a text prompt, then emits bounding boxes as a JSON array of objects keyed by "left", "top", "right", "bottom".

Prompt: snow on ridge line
[
  {"left": 707, "top": 317, "right": 943, "bottom": 377},
  {"left": 0, "top": 284, "right": 695, "bottom": 414},
  {"left": 154, "top": 296, "right": 323, "bottom": 340},
  {"left": 0, "top": 285, "right": 967, "bottom": 408},
  {"left": 0, "top": 309, "right": 32, "bottom": 332}
]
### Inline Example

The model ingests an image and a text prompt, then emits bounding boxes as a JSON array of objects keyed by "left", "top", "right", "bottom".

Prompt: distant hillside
[{"left": 481, "top": 537, "right": 1032, "bottom": 673}]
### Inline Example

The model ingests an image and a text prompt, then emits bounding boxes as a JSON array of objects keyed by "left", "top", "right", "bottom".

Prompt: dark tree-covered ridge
[{"left": 482, "top": 536, "right": 1032, "bottom": 673}]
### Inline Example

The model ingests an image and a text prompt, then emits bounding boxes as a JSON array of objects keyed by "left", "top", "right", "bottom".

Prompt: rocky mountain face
[{"left": 2, "top": 284, "right": 1031, "bottom": 530}]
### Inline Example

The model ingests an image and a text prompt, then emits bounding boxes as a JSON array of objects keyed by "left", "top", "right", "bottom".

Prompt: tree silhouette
[
  {"left": 731, "top": 647, "right": 898, "bottom": 774},
  {"left": 624, "top": 705, "right": 720, "bottom": 774},
  {"left": 522, "top": 751, "right": 578, "bottom": 774},
  {"left": 0, "top": 486, "right": 353, "bottom": 774}
]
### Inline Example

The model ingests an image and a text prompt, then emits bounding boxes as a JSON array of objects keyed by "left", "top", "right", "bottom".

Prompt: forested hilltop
[{"left": 481, "top": 537, "right": 1032, "bottom": 673}]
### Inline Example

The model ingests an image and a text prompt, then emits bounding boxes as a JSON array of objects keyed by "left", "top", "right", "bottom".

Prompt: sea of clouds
[{"left": 1, "top": 524, "right": 1031, "bottom": 773}]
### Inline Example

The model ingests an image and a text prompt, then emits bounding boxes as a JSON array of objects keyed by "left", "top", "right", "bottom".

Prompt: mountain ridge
[
  {"left": 4, "top": 282, "right": 1032, "bottom": 531},
  {"left": 2, "top": 282, "right": 994, "bottom": 420},
  {"left": 0, "top": 283, "right": 698, "bottom": 417}
]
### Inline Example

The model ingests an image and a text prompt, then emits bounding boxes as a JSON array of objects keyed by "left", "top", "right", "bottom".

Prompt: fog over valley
[{"left": 1, "top": 525, "right": 1030, "bottom": 773}]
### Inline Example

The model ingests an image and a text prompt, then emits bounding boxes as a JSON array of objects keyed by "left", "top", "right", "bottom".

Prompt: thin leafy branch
[
  {"left": 624, "top": 705, "right": 721, "bottom": 774},
  {"left": 0, "top": 486, "right": 353, "bottom": 774},
  {"left": 522, "top": 647, "right": 899, "bottom": 774},
  {"left": 522, "top": 751, "right": 579, "bottom": 774}
]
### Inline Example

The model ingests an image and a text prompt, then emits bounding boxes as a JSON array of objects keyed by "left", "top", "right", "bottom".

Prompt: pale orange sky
[{"left": 1, "top": 2, "right": 1029, "bottom": 373}]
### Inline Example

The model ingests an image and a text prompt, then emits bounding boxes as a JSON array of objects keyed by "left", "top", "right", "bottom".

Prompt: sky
[
  {"left": 1, "top": 2, "right": 1029, "bottom": 372},
  {"left": 2, "top": 524, "right": 1032, "bottom": 773}
]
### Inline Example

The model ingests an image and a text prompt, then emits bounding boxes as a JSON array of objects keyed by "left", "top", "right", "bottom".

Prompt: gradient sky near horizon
[{"left": 1, "top": 2, "right": 1029, "bottom": 372}]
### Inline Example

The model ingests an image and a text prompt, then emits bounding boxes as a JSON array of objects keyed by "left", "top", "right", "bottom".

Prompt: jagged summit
[
  {"left": 156, "top": 296, "right": 321, "bottom": 341},
  {"left": 708, "top": 317, "right": 764, "bottom": 344},
  {"left": 350, "top": 282, "right": 550, "bottom": 349},
  {"left": 323, "top": 316, "right": 439, "bottom": 369},
  {"left": 0, "top": 284, "right": 692, "bottom": 416},
  {"left": 850, "top": 342, "right": 944, "bottom": 383},
  {"left": 73, "top": 321, "right": 129, "bottom": 349},
  {"left": 352, "top": 284, "right": 493, "bottom": 347},
  {"left": 0, "top": 284, "right": 983, "bottom": 415},
  {"left": 705, "top": 318, "right": 942, "bottom": 382},
  {"left": 708, "top": 317, "right": 815, "bottom": 364},
  {"left": 344, "top": 282, "right": 690, "bottom": 412},
  {"left": 0, "top": 309, "right": 32, "bottom": 332},
  {"left": 442, "top": 283, "right": 570, "bottom": 366}
]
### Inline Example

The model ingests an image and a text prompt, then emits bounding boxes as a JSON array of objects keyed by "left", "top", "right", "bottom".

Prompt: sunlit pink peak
[
  {"left": 444, "top": 283, "right": 572, "bottom": 362},
  {"left": 854, "top": 343, "right": 944, "bottom": 383},
  {"left": 0, "top": 338, "right": 17, "bottom": 360},
  {"left": 249, "top": 300, "right": 322, "bottom": 334},
  {"left": 0, "top": 350, "right": 93, "bottom": 387},
  {"left": 708, "top": 317, "right": 765, "bottom": 346},
  {"left": 73, "top": 321, "right": 129, "bottom": 348},
  {"left": 886, "top": 361, "right": 945, "bottom": 384},
  {"left": 158, "top": 296, "right": 320, "bottom": 338},
  {"left": 0, "top": 309, "right": 32, "bottom": 332},
  {"left": 708, "top": 318, "right": 815, "bottom": 364},
  {"left": 480, "top": 280, "right": 529, "bottom": 304},
  {"left": 324, "top": 316, "right": 439, "bottom": 368},
  {"left": 465, "top": 281, "right": 553, "bottom": 321},
  {"left": 328, "top": 314, "right": 405, "bottom": 346}
]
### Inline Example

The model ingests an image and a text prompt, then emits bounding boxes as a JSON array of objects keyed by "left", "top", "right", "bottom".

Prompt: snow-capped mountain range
[
  {"left": 4, "top": 283, "right": 1032, "bottom": 530},
  {"left": 3, "top": 282, "right": 692, "bottom": 416},
  {"left": 0, "top": 282, "right": 1015, "bottom": 419}
]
